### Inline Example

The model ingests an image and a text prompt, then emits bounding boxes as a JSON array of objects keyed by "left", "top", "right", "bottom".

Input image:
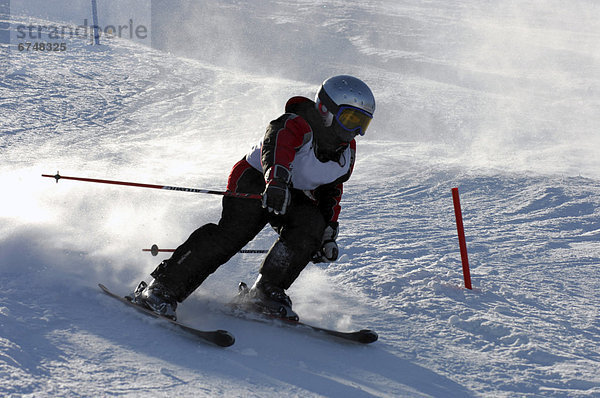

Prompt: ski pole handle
[{"left": 42, "top": 172, "right": 262, "bottom": 200}]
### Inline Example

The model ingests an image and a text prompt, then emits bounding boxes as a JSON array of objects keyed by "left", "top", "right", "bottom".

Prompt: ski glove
[
  {"left": 262, "top": 165, "right": 291, "bottom": 215},
  {"left": 312, "top": 222, "right": 339, "bottom": 263}
]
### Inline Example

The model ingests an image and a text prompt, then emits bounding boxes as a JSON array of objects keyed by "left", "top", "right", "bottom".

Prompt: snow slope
[{"left": 2, "top": 0, "right": 600, "bottom": 396}]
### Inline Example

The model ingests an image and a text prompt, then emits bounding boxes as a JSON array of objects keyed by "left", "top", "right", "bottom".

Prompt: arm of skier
[
  {"left": 260, "top": 113, "right": 312, "bottom": 215},
  {"left": 312, "top": 140, "right": 356, "bottom": 263}
]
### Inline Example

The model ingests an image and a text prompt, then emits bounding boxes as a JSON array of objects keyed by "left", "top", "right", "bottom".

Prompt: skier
[{"left": 132, "top": 75, "right": 376, "bottom": 321}]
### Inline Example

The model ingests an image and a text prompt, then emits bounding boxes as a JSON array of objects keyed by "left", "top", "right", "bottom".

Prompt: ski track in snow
[{"left": 2, "top": 1, "right": 600, "bottom": 397}]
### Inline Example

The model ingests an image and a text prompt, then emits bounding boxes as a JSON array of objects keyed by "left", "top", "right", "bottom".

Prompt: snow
[{"left": 2, "top": 0, "right": 600, "bottom": 396}]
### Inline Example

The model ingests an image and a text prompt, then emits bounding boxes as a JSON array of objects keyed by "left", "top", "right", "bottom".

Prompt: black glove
[
  {"left": 262, "top": 165, "right": 291, "bottom": 215},
  {"left": 312, "top": 222, "right": 339, "bottom": 263}
]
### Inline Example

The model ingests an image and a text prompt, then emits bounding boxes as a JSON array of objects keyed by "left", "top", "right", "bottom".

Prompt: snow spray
[{"left": 452, "top": 188, "right": 472, "bottom": 290}]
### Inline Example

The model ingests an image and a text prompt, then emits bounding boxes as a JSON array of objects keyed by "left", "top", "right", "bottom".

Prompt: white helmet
[{"left": 315, "top": 75, "right": 375, "bottom": 141}]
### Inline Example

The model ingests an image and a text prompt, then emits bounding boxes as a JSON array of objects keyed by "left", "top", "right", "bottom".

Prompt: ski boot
[
  {"left": 238, "top": 277, "right": 299, "bottom": 321},
  {"left": 130, "top": 280, "right": 178, "bottom": 321}
]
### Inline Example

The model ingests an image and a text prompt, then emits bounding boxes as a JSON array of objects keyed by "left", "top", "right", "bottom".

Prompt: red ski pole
[
  {"left": 42, "top": 172, "right": 262, "bottom": 200},
  {"left": 452, "top": 187, "right": 472, "bottom": 290}
]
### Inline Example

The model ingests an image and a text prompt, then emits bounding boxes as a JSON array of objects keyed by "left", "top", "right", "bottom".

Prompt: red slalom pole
[
  {"left": 451, "top": 187, "right": 472, "bottom": 290},
  {"left": 42, "top": 172, "right": 262, "bottom": 200}
]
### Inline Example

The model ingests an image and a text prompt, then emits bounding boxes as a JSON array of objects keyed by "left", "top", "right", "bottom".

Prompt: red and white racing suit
[{"left": 150, "top": 97, "right": 356, "bottom": 301}]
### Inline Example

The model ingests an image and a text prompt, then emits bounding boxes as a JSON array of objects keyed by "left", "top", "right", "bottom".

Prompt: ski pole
[
  {"left": 143, "top": 244, "right": 268, "bottom": 256},
  {"left": 41, "top": 172, "right": 262, "bottom": 200}
]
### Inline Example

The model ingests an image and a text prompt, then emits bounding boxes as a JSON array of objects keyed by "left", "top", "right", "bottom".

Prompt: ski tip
[
  {"left": 214, "top": 330, "right": 236, "bottom": 347},
  {"left": 358, "top": 329, "right": 378, "bottom": 344}
]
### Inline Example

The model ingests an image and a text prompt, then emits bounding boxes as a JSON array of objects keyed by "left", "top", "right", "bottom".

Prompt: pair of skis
[{"left": 99, "top": 284, "right": 378, "bottom": 347}]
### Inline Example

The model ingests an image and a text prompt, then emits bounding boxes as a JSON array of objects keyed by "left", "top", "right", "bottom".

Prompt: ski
[
  {"left": 230, "top": 282, "right": 378, "bottom": 344},
  {"left": 98, "top": 284, "right": 235, "bottom": 347},
  {"left": 278, "top": 317, "right": 378, "bottom": 344}
]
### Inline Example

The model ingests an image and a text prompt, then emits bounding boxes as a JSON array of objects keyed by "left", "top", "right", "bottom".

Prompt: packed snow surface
[{"left": 1, "top": 0, "right": 600, "bottom": 396}]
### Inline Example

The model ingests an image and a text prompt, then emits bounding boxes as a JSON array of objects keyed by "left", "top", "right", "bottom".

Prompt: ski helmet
[{"left": 315, "top": 75, "right": 375, "bottom": 142}]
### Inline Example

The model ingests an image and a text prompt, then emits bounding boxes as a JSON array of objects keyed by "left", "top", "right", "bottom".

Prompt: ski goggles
[{"left": 334, "top": 106, "right": 373, "bottom": 139}]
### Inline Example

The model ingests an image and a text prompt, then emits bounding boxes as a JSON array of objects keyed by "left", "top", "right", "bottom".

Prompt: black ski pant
[{"left": 150, "top": 160, "right": 326, "bottom": 302}]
